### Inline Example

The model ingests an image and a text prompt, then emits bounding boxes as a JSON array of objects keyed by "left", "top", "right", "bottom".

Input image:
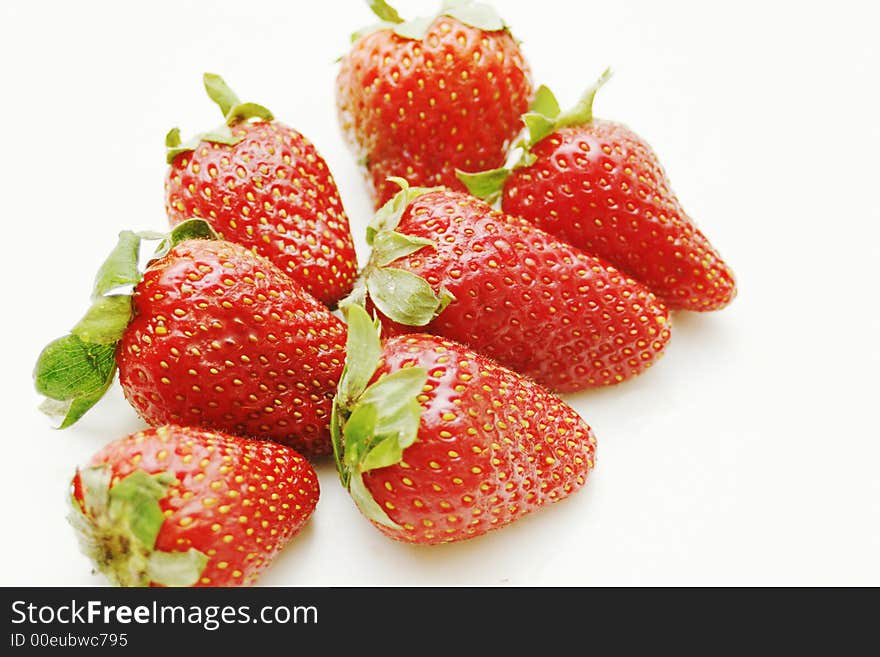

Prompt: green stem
[
  {"left": 367, "top": 0, "right": 404, "bottom": 23},
  {"left": 556, "top": 68, "right": 613, "bottom": 129}
]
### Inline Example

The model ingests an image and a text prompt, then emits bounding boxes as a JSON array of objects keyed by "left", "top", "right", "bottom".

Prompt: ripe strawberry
[
  {"left": 34, "top": 220, "right": 346, "bottom": 456},
  {"left": 336, "top": 0, "right": 532, "bottom": 207},
  {"left": 70, "top": 425, "right": 319, "bottom": 586},
  {"left": 165, "top": 73, "right": 357, "bottom": 307},
  {"left": 348, "top": 180, "right": 670, "bottom": 392},
  {"left": 459, "top": 71, "right": 737, "bottom": 311},
  {"left": 331, "top": 304, "right": 597, "bottom": 544}
]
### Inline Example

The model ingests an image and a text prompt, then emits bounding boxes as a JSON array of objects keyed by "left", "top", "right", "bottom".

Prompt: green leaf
[
  {"left": 349, "top": 471, "right": 402, "bottom": 529},
  {"left": 108, "top": 470, "right": 176, "bottom": 549},
  {"left": 523, "top": 111, "right": 558, "bottom": 147},
  {"left": 373, "top": 397, "right": 422, "bottom": 450},
  {"left": 199, "top": 123, "right": 240, "bottom": 146},
  {"left": 136, "top": 230, "right": 166, "bottom": 241},
  {"left": 146, "top": 549, "right": 209, "bottom": 587},
  {"left": 165, "top": 124, "right": 243, "bottom": 164},
  {"left": 165, "top": 127, "right": 182, "bottom": 148},
  {"left": 49, "top": 373, "right": 114, "bottom": 428},
  {"left": 225, "top": 102, "right": 274, "bottom": 126},
  {"left": 168, "top": 217, "right": 217, "bottom": 245},
  {"left": 494, "top": 73, "right": 612, "bottom": 177},
  {"left": 71, "top": 468, "right": 189, "bottom": 587},
  {"left": 361, "top": 435, "right": 403, "bottom": 472},
  {"left": 444, "top": 1, "right": 505, "bottom": 31},
  {"left": 343, "top": 402, "right": 379, "bottom": 468},
  {"left": 71, "top": 295, "right": 132, "bottom": 344},
  {"left": 330, "top": 401, "right": 347, "bottom": 486},
  {"left": 166, "top": 142, "right": 193, "bottom": 164},
  {"left": 34, "top": 334, "right": 116, "bottom": 402},
  {"left": 530, "top": 84, "right": 560, "bottom": 118},
  {"left": 366, "top": 267, "right": 446, "bottom": 326},
  {"left": 34, "top": 224, "right": 174, "bottom": 427},
  {"left": 367, "top": 0, "right": 404, "bottom": 23},
  {"left": 338, "top": 277, "right": 367, "bottom": 309},
  {"left": 555, "top": 67, "right": 613, "bottom": 129},
  {"left": 360, "top": 367, "right": 427, "bottom": 417},
  {"left": 203, "top": 72, "right": 241, "bottom": 118},
  {"left": 456, "top": 167, "right": 510, "bottom": 202},
  {"left": 68, "top": 493, "right": 100, "bottom": 560},
  {"left": 359, "top": 368, "right": 426, "bottom": 456},
  {"left": 392, "top": 16, "right": 434, "bottom": 39},
  {"left": 154, "top": 218, "right": 218, "bottom": 259},
  {"left": 165, "top": 127, "right": 189, "bottom": 162},
  {"left": 372, "top": 230, "right": 434, "bottom": 267},
  {"left": 79, "top": 465, "right": 112, "bottom": 518},
  {"left": 338, "top": 303, "right": 383, "bottom": 406},
  {"left": 167, "top": 73, "right": 269, "bottom": 163},
  {"left": 367, "top": 177, "right": 439, "bottom": 244},
  {"left": 368, "top": 184, "right": 406, "bottom": 244},
  {"left": 92, "top": 231, "right": 142, "bottom": 298},
  {"left": 129, "top": 498, "right": 167, "bottom": 549},
  {"left": 437, "top": 286, "right": 456, "bottom": 314},
  {"left": 364, "top": 0, "right": 506, "bottom": 40}
]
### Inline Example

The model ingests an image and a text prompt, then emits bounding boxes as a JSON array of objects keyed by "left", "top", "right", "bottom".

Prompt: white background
[{"left": 1, "top": 0, "right": 878, "bottom": 586}]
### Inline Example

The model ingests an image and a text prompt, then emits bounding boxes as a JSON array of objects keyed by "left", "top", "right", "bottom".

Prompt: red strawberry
[
  {"left": 165, "top": 73, "right": 357, "bottom": 307},
  {"left": 34, "top": 220, "right": 346, "bottom": 456},
  {"left": 336, "top": 0, "right": 532, "bottom": 207},
  {"left": 459, "top": 70, "right": 737, "bottom": 311},
  {"left": 331, "top": 304, "right": 597, "bottom": 544},
  {"left": 70, "top": 425, "right": 319, "bottom": 586},
  {"left": 348, "top": 180, "right": 670, "bottom": 392}
]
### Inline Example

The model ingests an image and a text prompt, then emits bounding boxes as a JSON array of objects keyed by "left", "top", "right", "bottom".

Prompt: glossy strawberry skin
[
  {"left": 502, "top": 122, "right": 736, "bottom": 311},
  {"left": 337, "top": 16, "right": 532, "bottom": 207},
  {"left": 372, "top": 191, "right": 671, "bottom": 392},
  {"left": 362, "top": 334, "right": 597, "bottom": 545},
  {"left": 117, "top": 239, "right": 346, "bottom": 457},
  {"left": 165, "top": 121, "right": 357, "bottom": 308},
  {"left": 73, "top": 425, "right": 319, "bottom": 586}
]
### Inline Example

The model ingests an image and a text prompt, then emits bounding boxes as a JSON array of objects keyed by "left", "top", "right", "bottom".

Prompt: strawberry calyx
[
  {"left": 70, "top": 465, "right": 208, "bottom": 586},
  {"left": 365, "top": 176, "right": 440, "bottom": 243},
  {"left": 34, "top": 219, "right": 218, "bottom": 428},
  {"left": 331, "top": 304, "right": 426, "bottom": 529},
  {"left": 343, "top": 177, "right": 455, "bottom": 327},
  {"left": 457, "top": 68, "right": 613, "bottom": 203},
  {"left": 165, "top": 73, "right": 275, "bottom": 164},
  {"left": 352, "top": 0, "right": 507, "bottom": 43}
]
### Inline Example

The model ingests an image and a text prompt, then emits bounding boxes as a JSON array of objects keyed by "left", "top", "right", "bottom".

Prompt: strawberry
[
  {"left": 336, "top": 0, "right": 532, "bottom": 207},
  {"left": 459, "top": 70, "right": 736, "bottom": 311},
  {"left": 165, "top": 73, "right": 357, "bottom": 308},
  {"left": 34, "top": 220, "right": 346, "bottom": 456},
  {"left": 70, "top": 425, "right": 319, "bottom": 586},
  {"left": 331, "top": 304, "right": 596, "bottom": 544},
  {"left": 347, "top": 180, "right": 670, "bottom": 392}
]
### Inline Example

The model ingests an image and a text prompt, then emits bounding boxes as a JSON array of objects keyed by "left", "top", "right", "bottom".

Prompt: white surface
[{"left": 1, "top": 0, "right": 878, "bottom": 586}]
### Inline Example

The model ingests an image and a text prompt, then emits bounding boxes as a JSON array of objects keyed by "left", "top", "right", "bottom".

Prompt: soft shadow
[
  {"left": 668, "top": 307, "right": 742, "bottom": 343},
  {"left": 258, "top": 515, "right": 320, "bottom": 585},
  {"left": 336, "top": 472, "right": 603, "bottom": 581}
]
